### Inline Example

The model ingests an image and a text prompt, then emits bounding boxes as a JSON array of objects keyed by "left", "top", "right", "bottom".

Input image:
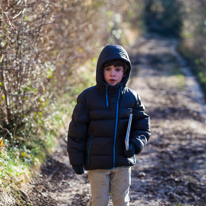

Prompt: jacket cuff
[{"left": 131, "top": 139, "right": 144, "bottom": 154}]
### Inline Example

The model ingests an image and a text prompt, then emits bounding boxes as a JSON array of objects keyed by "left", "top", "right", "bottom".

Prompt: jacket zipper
[
  {"left": 113, "top": 87, "right": 122, "bottom": 167},
  {"left": 88, "top": 135, "right": 93, "bottom": 165}
]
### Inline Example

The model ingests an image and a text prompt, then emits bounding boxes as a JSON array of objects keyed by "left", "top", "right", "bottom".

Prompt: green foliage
[
  {"left": 0, "top": 148, "right": 30, "bottom": 188},
  {"left": 174, "top": 203, "right": 182, "bottom": 206},
  {"left": 123, "top": 1, "right": 144, "bottom": 32},
  {"left": 177, "top": 0, "right": 206, "bottom": 98},
  {"left": 143, "top": 0, "right": 183, "bottom": 37},
  {"left": 0, "top": 95, "right": 64, "bottom": 188},
  {"left": 178, "top": 44, "right": 206, "bottom": 97},
  {"left": 177, "top": 74, "right": 185, "bottom": 91}
]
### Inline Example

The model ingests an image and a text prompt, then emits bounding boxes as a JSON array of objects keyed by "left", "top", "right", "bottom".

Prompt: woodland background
[{"left": 0, "top": 0, "right": 206, "bottom": 198}]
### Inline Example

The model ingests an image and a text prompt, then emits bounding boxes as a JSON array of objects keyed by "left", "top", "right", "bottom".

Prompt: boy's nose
[{"left": 110, "top": 70, "right": 115, "bottom": 76}]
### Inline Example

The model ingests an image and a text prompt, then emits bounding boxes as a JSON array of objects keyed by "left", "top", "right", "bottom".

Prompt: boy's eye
[{"left": 116, "top": 66, "right": 124, "bottom": 72}]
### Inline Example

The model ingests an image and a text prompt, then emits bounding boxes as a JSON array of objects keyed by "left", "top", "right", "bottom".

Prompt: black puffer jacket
[{"left": 67, "top": 45, "right": 150, "bottom": 170}]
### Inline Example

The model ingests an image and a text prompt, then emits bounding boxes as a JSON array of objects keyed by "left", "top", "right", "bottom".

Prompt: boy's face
[{"left": 104, "top": 65, "right": 125, "bottom": 86}]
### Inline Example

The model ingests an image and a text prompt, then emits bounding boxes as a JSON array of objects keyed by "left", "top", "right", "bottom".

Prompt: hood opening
[{"left": 96, "top": 45, "right": 132, "bottom": 93}]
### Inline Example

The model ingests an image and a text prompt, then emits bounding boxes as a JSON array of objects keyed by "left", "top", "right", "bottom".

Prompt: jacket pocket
[{"left": 88, "top": 135, "right": 93, "bottom": 165}]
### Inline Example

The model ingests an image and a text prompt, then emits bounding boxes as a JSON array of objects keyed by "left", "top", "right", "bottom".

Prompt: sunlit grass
[{"left": 0, "top": 149, "right": 30, "bottom": 188}]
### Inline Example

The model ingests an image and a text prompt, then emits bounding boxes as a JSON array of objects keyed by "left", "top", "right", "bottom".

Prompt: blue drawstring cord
[{"left": 105, "top": 86, "right": 109, "bottom": 108}]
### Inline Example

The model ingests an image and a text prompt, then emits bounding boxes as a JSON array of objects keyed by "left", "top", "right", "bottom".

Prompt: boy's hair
[{"left": 104, "top": 59, "right": 129, "bottom": 74}]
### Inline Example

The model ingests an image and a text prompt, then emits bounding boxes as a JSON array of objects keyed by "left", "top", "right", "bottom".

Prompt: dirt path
[
  {"left": 6, "top": 33, "right": 206, "bottom": 206},
  {"left": 128, "top": 33, "right": 206, "bottom": 206}
]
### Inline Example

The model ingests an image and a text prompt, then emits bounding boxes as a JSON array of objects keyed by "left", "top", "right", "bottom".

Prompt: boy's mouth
[{"left": 109, "top": 79, "right": 115, "bottom": 82}]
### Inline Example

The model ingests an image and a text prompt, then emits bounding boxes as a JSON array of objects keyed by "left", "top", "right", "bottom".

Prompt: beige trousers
[{"left": 87, "top": 167, "right": 131, "bottom": 206}]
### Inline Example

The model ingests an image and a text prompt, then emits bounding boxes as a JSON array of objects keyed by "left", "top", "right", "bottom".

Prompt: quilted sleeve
[
  {"left": 130, "top": 94, "right": 150, "bottom": 154},
  {"left": 67, "top": 93, "right": 90, "bottom": 165}
]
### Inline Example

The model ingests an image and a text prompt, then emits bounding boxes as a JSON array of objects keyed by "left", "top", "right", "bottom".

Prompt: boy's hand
[
  {"left": 72, "top": 165, "right": 84, "bottom": 175},
  {"left": 124, "top": 143, "right": 135, "bottom": 158}
]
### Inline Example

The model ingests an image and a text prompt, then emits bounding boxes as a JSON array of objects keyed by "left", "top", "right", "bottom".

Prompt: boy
[{"left": 67, "top": 45, "right": 150, "bottom": 206}]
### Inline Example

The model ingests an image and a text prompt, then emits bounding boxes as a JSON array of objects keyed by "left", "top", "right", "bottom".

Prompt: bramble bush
[{"left": 0, "top": 0, "right": 143, "bottom": 140}]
